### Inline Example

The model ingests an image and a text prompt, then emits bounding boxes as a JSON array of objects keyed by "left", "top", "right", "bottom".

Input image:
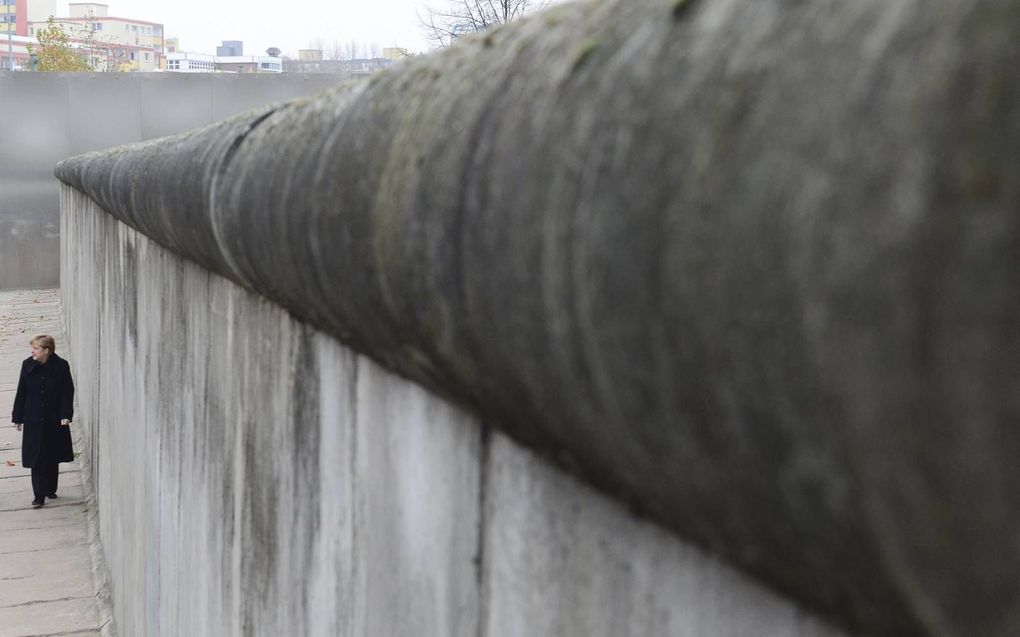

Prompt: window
[
  {"left": 144, "top": 52, "right": 149, "bottom": 61},
  {"left": 168, "top": 59, "right": 179, "bottom": 70},
  {"left": 93, "top": 22, "right": 102, "bottom": 31}
]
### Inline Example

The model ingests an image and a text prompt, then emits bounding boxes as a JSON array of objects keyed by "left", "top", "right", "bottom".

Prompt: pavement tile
[
  {"left": 0, "top": 595, "right": 101, "bottom": 636},
  {"left": 0, "top": 503, "right": 86, "bottom": 529},
  {"left": 0, "top": 545, "right": 96, "bottom": 607},
  {"left": 0, "top": 518, "right": 87, "bottom": 555}
]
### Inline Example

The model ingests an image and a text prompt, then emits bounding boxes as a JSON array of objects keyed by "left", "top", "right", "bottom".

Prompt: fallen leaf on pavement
[{"left": 5, "top": 460, "right": 17, "bottom": 467}]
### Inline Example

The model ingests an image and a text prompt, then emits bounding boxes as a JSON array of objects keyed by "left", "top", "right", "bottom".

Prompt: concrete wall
[
  {"left": 60, "top": 186, "right": 846, "bottom": 636},
  {"left": 0, "top": 72, "right": 341, "bottom": 291},
  {"left": 47, "top": 0, "right": 1020, "bottom": 632},
  {"left": 52, "top": 0, "right": 1020, "bottom": 633}
]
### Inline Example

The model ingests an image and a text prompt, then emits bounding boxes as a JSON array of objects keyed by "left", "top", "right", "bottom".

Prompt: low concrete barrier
[{"left": 57, "top": 0, "right": 1020, "bottom": 634}]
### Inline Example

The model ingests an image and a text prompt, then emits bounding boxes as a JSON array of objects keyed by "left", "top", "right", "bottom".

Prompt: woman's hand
[
  {"left": 14, "top": 423, "right": 22, "bottom": 432},
  {"left": 60, "top": 419, "right": 70, "bottom": 427}
]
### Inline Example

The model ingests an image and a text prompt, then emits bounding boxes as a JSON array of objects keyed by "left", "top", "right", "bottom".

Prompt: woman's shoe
[
  {"left": 46, "top": 493, "right": 57, "bottom": 499},
  {"left": 31, "top": 498, "right": 44, "bottom": 508}
]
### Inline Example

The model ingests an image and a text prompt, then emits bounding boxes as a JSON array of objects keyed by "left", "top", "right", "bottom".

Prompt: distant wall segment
[
  {"left": 0, "top": 72, "right": 340, "bottom": 290},
  {"left": 56, "top": 0, "right": 1020, "bottom": 635}
]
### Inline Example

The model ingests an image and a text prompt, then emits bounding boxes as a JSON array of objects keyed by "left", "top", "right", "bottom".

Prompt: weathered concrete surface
[
  {"left": 56, "top": 0, "right": 1020, "bottom": 635},
  {"left": 0, "top": 288, "right": 104, "bottom": 637},
  {"left": 0, "top": 72, "right": 343, "bottom": 291},
  {"left": 61, "top": 188, "right": 847, "bottom": 636},
  {"left": 481, "top": 433, "right": 846, "bottom": 637}
]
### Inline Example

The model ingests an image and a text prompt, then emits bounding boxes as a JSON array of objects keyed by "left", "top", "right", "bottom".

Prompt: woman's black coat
[{"left": 11, "top": 354, "right": 75, "bottom": 468}]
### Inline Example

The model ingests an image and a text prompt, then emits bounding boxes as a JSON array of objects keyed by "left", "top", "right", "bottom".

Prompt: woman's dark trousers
[{"left": 31, "top": 460, "right": 59, "bottom": 500}]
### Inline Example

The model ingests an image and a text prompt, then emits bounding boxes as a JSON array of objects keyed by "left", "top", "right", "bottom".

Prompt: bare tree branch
[{"left": 418, "top": 0, "right": 548, "bottom": 48}]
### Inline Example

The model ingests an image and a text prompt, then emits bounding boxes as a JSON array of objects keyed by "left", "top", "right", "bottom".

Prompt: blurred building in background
[
  {"left": 215, "top": 39, "right": 241, "bottom": 56},
  {"left": 383, "top": 47, "right": 409, "bottom": 61},
  {"left": 1, "top": 33, "right": 36, "bottom": 68},
  {"left": 164, "top": 50, "right": 214, "bottom": 72},
  {"left": 165, "top": 39, "right": 282, "bottom": 73},
  {"left": 165, "top": 42, "right": 282, "bottom": 73},
  {"left": 282, "top": 54, "right": 400, "bottom": 75},
  {"left": 26, "top": 2, "right": 164, "bottom": 71},
  {"left": 211, "top": 53, "right": 282, "bottom": 73},
  {"left": 2, "top": 0, "right": 50, "bottom": 67},
  {"left": 1, "top": 0, "right": 55, "bottom": 36}
]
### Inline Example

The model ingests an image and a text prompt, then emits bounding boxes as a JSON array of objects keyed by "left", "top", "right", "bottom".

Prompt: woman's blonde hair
[{"left": 30, "top": 335, "right": 56, "bottom": 353}]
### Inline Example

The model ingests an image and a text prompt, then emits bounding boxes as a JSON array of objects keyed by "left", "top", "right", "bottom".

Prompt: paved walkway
[{"left": 0, "top": 289, "right": 102, "bottom": 637}]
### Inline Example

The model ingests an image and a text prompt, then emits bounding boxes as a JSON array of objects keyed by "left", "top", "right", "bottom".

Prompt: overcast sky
[{"left": 56, "top": 0, "right": 433, "bottom": 58}]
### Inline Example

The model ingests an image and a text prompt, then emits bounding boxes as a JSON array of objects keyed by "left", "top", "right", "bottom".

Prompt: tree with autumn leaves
[
  {"left": 28, "top": 18, "right": 88, "bottom": 71},
  {"left": 27, "top": 16, "right": 112, "bottom": 71}
]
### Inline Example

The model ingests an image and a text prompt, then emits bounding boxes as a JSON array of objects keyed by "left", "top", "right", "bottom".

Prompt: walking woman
[{"left": 10, "top": 335, "right": 75, "bottom": 508}]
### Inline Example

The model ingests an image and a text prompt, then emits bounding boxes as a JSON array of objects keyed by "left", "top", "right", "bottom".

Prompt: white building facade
[{"left": 165, "top": 51, "right": 282, "bottom": 73}]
